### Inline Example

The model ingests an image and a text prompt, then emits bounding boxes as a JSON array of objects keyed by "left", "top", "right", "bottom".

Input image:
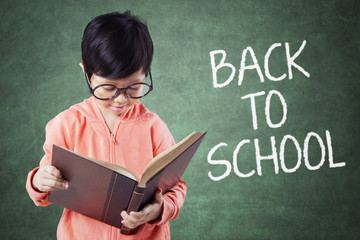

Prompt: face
[{"left": 89, "top": 69, "right": 146, "bottom": 117}]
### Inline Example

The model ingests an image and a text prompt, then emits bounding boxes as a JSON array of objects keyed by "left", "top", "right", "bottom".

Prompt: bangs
[{"left": 81, "top": 11, "right": 153, "bottom": 80}]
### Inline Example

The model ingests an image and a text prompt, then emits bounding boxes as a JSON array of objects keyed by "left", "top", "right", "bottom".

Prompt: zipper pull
[{"left": 110, "top": 134, "right": 116, "bottom": 143}]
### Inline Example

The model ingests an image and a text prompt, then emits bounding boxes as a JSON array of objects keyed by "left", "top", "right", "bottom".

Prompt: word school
[{"left": 207, "top": 130, "right": 346, "bottom": 181}]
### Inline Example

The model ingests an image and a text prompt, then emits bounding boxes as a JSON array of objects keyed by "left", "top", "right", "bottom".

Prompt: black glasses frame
[{"left": 84, "top": 71, "right": 153, "bottom": 100}]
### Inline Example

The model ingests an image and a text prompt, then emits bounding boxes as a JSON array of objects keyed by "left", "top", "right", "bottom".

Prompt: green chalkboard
[{"left": 1, "top": 0, "right": 359, "bottom": 239}]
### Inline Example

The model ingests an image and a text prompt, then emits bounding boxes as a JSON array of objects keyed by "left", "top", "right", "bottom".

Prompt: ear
[{"left": 79, "top": 62, "right": 85, "bottom": 74}]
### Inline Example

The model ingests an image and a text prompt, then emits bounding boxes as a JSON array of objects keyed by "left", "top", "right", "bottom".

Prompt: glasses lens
[
  {"left": 127, "top": 83, "right": 151, "bottom": 98},
  {"left": 93, "top": 85, "right": 118, "bottom": 100}
]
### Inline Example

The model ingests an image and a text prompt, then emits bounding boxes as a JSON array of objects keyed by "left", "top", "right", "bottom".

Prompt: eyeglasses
[{"left": 84, "top": 71, "right": 153, "bottom": 100}]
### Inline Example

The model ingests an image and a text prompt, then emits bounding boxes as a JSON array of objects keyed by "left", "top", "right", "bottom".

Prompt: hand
[
  {"left": 32, "top": 165, "right": 68, "bottom": 192},
  {"left": 121, "top": 188, "right": 164, "bottom": 229}
]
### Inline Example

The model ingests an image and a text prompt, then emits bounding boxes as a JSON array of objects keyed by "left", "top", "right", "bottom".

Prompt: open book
[{"left": 48, "top": 131, "right": 206, "bottom": 234}]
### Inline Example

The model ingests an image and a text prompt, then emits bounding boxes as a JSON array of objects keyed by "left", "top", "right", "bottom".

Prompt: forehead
[{"left": 92, "top": 70, "right": 145, "bottom": 85}]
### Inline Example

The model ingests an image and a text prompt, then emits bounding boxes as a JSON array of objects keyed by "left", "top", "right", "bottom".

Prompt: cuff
[
  {"left": 25, "top": 167, "right": 51, "bottom": 206},
  {"left": 150, "top": 179, "right": 187, "bottom": 226},
  {"left": 149, "top": 195, "right": 176, "bottom": 225}
]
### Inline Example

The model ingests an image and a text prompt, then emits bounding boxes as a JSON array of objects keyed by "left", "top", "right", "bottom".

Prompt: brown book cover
[{"left": 48, "top": 131, "right": 206, "bottom": 234}]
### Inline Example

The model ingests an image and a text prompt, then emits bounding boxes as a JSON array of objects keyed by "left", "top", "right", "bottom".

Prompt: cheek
[{"left": 95, "top": 99, "right": 111, "bottom": 109}]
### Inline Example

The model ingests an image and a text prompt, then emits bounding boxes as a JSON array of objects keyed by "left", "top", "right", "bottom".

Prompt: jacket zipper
[
  {"left": 108, "top": 133, "right": 116, "bottom": 240},
  {"left": 110, "top": 133, "right": 116, "bottom": 162},
  {"left": 109, "top": 121, "right": 121, "bottom": 239}
]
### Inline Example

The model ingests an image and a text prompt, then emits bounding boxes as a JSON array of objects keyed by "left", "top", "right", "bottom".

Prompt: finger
[
  {"left": 130, "top": 211, "right": 141, "bottom": 217},
  {"left": 37, "top": 185, "right": 53, "bottom": 192},
  {"left": 123, "top": 210, "right": 144, "bottom": 220},
  {"left": 125, "top": 219, "right": 141, "bottom": 229},
  {"left": 42, "top": 178, "right": 68, "bottom": 190},
  {"left": 36, "top": 183, "right": 56, "bottom": 193},
  {"left": 128, "top": 212, "right": 146, "bottom": 227},
  {"left": 121, "top": 211, "right": 139, "bottom": 229},
  {"left": 121, "top": 211, "right": 133, "bottom": 224},
  {"left": 37, "top": 172, "right": 67, "bottom": 189},
  {"left": 44, "top": 166, "right": 63, "bottom": 178},
  {"left": 127, "top": 211, "right": 143, "bottom": 223},
  {"left": 40, "top": 171, "right": 64, "bottom": 182},
  {"left": 39, "top": 184, "right": 63, "bottom": 192},
  {"left": 122, "top": 220, "right": 137, "bottom": 229},
  {"left": 121, "top": 211, "right": 128, "bottom": 220},
  {"left": 38, "top": 167, "right": 63, "bottom": 184}
]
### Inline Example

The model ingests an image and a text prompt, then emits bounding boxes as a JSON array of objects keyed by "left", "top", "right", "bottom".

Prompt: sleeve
[
  {"left": 152, "top": 180, "right": 187, "bottom": 225},
  {"left": 25, "top": 112, "right": 72, "bottom": 207},
  {"left": 150, "top": 116, "right": 187, "bottom": 225}
]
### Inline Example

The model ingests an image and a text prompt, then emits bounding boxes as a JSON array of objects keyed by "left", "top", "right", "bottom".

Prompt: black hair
[{"left": 81, "top": 11, "right": 153, "bottom": 80}]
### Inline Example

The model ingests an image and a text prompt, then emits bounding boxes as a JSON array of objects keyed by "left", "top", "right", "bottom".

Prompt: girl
[{"left": 26, "top": 11, "right": 186, "bottom": 240}]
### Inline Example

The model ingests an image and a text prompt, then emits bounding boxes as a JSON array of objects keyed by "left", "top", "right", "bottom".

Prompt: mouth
[{"left": 111, "top": 105, "right": 128, "bottom": 112}]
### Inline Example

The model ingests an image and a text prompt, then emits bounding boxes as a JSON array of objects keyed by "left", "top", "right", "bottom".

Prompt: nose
[{"left": 113, "top": 90, "right": 127, "bottom": 103}]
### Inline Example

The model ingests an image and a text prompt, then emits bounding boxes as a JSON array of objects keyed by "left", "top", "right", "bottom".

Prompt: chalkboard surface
[{"left": 1, "top": 0, "right": 359, "bottom": 239}]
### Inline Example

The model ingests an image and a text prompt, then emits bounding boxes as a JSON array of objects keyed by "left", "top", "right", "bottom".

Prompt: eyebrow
[
  {"left": 128, "top": 76, "right": 145, "bottom": 84},
  {"left": 95, "top": 76, "right": 145, "bottom": 85}
]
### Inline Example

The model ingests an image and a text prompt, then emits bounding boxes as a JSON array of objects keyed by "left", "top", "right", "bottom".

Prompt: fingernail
[{"left": 64, "top": 182, "right": 69, "bottom": 189}]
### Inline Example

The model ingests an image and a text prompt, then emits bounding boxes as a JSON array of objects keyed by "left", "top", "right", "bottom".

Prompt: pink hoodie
[{"left": 26, "top": 97, "right": 187, "bottom": 240}]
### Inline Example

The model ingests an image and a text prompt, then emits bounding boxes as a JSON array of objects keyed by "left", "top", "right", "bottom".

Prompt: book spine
[
  {"left": 120, "top": 186, "right": 146, "bottom": 235},
  {"left": 101, "top": 171, "right": 118, "bottom": 223}
]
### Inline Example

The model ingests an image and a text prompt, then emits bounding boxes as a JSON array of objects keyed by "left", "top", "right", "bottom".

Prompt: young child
[{"left": 26, "top": 11, "right": 186, "bottom": 240}]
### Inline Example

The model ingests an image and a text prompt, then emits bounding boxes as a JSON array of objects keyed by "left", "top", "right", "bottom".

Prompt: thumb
[{"left": 155, "top": 188, "right": 163, "bottom": 203}]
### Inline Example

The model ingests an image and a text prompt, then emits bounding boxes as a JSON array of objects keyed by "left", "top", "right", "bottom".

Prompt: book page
[
  {"left": 138, "top": 131, "right": 203, "bottom": 188},
  {"left": 58, "top": 146, "right": 139, "bottom": 182}
]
